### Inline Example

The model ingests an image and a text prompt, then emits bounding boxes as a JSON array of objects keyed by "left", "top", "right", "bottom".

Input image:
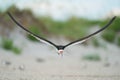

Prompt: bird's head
[{"left": 56, "top": 45, "right": 65, "bottom": 55}]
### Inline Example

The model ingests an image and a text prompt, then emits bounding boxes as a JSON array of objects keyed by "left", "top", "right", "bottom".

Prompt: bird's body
[{"left": 7, "top": 12, "right": 116, "bottom": 55}]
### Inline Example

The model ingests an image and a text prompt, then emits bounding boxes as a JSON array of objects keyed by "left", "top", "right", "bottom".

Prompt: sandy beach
[{"left": 0, "top": 32, "right": 120, "bottom": 80}]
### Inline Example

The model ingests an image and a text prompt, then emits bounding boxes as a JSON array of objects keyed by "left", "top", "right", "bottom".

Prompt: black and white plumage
[{"left": 7, "top": 12, "right": 116, "bottom": 55}]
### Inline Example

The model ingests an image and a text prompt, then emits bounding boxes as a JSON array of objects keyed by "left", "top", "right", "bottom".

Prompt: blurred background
[{"left": 0, "top": 0, "right": 120, "bottom": 79}]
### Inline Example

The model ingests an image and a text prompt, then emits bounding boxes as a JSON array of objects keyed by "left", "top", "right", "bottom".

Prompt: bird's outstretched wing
[
  {"left": 64, "top": 16, "right": 116, "bottom": 48},
  {"left": 7, "top": 12, "right": 57, "bottom": 48}
]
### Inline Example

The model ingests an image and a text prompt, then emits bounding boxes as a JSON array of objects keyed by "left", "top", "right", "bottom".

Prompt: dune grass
[
  {"left": 0, "top": 5, "right": 120, "bottom": 47},
  {"left": 40, "top": 16, "right": 120, "bottom": 47},
  {"left": 40, "top": 16, "right": 101, "bottom": 40},
  {"left": 100, "top": 17, "right": 120, "bottom": 43},
  {"left": 27, "top": 25, "right": 40, "bottom": 42},
  {"left": 82, "top": 53, "right": 101, "bottom": 61},
  {"left": 1, "top": 38, "right": 13, "bottom": 50},
  {"left": 118, "top": 36, "right": 120, "bottom": 46},
  {"left": 1, "top": 38, "right": 21, "bottom": 54}
]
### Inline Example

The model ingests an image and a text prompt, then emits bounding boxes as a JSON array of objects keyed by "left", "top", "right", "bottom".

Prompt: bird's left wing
[
  {"left": 7, "top": 12, "right": 57, "bottom": 48},
  {"left": 64, "top": 16, "right": 116, "bottom": 48}
]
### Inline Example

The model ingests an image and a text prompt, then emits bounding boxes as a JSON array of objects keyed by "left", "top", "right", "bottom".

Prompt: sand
[{"left": 0, "top": 31, "right": 120, "bottom": 80}]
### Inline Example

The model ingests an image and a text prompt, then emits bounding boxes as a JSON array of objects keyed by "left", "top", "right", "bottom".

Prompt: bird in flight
[{"left": 7, "top": 12, "right": 116, "bottom": 55}]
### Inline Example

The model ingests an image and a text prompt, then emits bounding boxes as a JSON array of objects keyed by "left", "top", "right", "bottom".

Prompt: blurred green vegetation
[
  {"left": 41, "top": 17, "right": 101, "bottom": 40},
  {"left": 27, "top": 25, "right": 47, "bottom": 42},
  {"left": 100, "top": 17, "right": 120, "bottom": 44},
  {"left": 118, "top": 36, "right": 120, "bottom": 46},
  {"left": 82, "top": 53, "right": 101, "bottom": 61},
  {"left": 102, "top": 30, "right": 116, "bottom": 43},
  {"left": 1, "top": 38, "right": 13, "bottom": 50},
  {"left": 0, "top": 38, "right": 21, "bottom": 54},
  {"left": 92, "top": 38, "right": 107, "bottom": 49},
  {"left": 12, "top": 46, "right": 21, "bottom": 54},
  {"left": 27, "top": 25, "right": 41, "bottom": 42},
  {"left": 0, "top": 5, "right": 120, "bottom": 47},
  {"left": 41, "top": 16, "right": 120, "bottom": 47},
  {"left": 100, "top": 17, "right": 120, "bottom": 32}
]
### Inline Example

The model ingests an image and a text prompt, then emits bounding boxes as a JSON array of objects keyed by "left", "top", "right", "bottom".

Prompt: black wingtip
[
  {"left": 7, "top": 12, "right": 12, "bottom": 17},
  {"left": 7, "top": 11, "right": 10, "bottom": 15},
  {"left": 113, "top": 16, "right": 116, "bottom": 19},
  {"left": 109, "top": 16, "right": 116, "bottom": 24}
]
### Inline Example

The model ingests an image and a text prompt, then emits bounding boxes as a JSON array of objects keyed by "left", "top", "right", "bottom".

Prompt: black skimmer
[{"left": 7, "top": 12, "right": 116, "bottom": 55}]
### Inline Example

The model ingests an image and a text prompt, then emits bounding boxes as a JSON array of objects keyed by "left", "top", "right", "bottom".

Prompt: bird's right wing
[
  {"left": 64, "top": 16, "right": 116, "bottom": 48},
  {"left": 7, "top": 12, "right": 57, "bottom": 48}
]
